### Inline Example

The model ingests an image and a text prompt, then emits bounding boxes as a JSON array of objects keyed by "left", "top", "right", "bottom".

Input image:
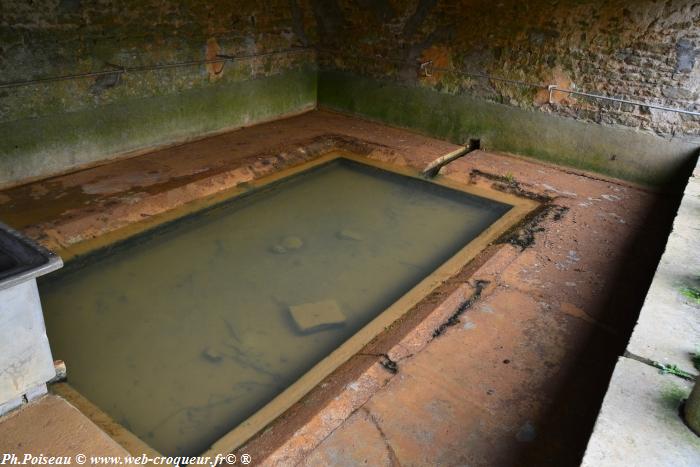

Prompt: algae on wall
[
  {"left": 0, "top": 68, "right": 318, "bottom": 187},
  {"left": 0, "top": 0, "right": 319, "bottom": 187},
  {"left": 313, "top": 0, "right": 700, "bottom": 186},
  {"left": 2, "top": 0, "right": 699, "bottom": 187}
]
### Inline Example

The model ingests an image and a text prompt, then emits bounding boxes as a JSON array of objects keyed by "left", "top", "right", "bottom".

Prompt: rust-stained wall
[
  {"left": 0, "top": 0, "right": 318, "bottom": 187},
  {"left": 316, "top": 0, "right": 700, "bottom": 137}
]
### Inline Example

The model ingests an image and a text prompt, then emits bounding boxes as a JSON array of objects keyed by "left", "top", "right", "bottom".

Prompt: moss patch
[
  {"left": 681, "top": 286, "right": 700, "bottom": 305},
  {"left": 318, "top": 71, "right": 698, "bottom": 188},
  {"left": 0, "top": 67, "right": 317, "bottom": 187}
]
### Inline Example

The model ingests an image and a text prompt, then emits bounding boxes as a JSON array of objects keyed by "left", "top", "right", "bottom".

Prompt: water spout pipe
[{"left": 422, "top": 139, "right": 481, "bottom": 178}]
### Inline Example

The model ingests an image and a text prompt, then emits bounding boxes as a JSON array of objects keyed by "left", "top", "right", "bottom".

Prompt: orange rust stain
[
  {"left": 419, "top": 45, "right": 451, "bottom": 85},
  {"left": 205, "top": 37, "right": 225, "bottom": 80},
  {"left": 534, "top": 67, "right": 575, "bottom": 106}
]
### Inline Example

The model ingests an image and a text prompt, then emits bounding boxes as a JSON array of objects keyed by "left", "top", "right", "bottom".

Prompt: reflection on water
[{"left": 40, "top": 160, "right": 510, "bottom": 456}]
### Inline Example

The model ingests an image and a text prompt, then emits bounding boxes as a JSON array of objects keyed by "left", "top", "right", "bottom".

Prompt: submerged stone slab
[
  {"left": 582, "top": 357, "right": 700, "bottom": 466},
  {"left": 336, "top": 229, "right": 364, "bottom": 241},
  {"left": 290, "top": 300, "right": 347, "bottom": 334}
]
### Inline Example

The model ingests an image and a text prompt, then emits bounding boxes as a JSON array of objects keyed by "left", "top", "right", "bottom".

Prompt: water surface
[{"left": 41, "top": 159, "right": 511, "bottom": 456}]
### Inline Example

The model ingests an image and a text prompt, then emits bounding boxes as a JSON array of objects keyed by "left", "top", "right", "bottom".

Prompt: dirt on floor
[{"left": 0, "top": 110, "right": 682, "bottom": 466}]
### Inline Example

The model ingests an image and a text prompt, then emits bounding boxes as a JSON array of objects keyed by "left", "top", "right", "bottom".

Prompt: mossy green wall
[
  {"left": 0, "top": 0, "right": 318, "bottom": 188},
  {"left": 0, "top": 67, "right": 316, "bottom": 187},
  {"left": 318, "top": 71, "right": 698, "bottom": 187},
  {"left": 3, "top": 0, "right": 699, "bottom": 189}
]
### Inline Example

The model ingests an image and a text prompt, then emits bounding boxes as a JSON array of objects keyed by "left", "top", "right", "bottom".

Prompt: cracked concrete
[{"left": 363, "top": 407, "right": 401, "bottom": 467}]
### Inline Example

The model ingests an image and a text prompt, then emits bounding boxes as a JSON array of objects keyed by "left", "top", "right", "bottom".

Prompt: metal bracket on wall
[
  {"left": 547, "top": 84, "right": 558, "bottom": 105},
  {"left": 104, "top": 63, "right": 125, "bottom": 73},
  {"left": 102, "top": 63, "right": 126, "bottom": 85}
]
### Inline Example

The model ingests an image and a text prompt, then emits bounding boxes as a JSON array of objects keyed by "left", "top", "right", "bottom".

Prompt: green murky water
[{"left": 40, "top": 159, "right": 511, "bottom": 456}]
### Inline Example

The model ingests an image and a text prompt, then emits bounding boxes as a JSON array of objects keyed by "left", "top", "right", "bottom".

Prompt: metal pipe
[
  {"left": 422, "top": 139, "right": 481, "bottom": 178},
  {"left": 0, "top": 47, "right": 314, "bottom": 90},
  {"left": 429, "top": 63, "right": 700, "bottom": 117},
  {"left": 547, "top": 85, "right": 700, "bottom": 117},
  {"left": 3, "top": 44, "right": 698, "bottom": 118},
  {"left": 317, "top": 49, "right": 699, "bottom": 117}
]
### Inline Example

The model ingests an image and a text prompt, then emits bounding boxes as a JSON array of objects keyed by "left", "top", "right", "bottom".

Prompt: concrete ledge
[
  {"left": 627, "top": 162, "right": 700, "bottom": 375},
  {"left": 582, "top": 357, "right": 700, "bottom": 466},
  {"left": 0, "top": 394, "right": 129, "bottom": 460},
  {"left": 584, "top": 160, "right": 700, "bottom": 464}
]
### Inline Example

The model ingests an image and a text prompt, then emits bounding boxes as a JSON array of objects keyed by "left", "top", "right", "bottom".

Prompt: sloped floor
[{"left": 0, "top": 110, "right": 681, "bottom": 466}]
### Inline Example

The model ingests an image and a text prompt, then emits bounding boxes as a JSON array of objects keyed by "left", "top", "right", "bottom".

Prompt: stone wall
[
  {"left": 1, "top": 1, "right": 698, "bottom": 188},
  {"left": 319, "top": 71, "right": 697, "bottom": 186},
  {"left": 313, "top": 0, "right": 700, "bottom": 186},
  {"left": 0, "top": 0, "right": 318, "bottom": 187},
  {"left": 315, "top": 0, "right": 700, "bottom": 138}
]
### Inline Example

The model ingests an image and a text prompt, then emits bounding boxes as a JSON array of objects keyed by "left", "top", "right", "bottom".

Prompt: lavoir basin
[{"left": 38, "top": 153, "right": 536, "bottom": 458}]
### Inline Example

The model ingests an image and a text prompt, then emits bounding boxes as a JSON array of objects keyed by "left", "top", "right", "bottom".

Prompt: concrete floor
[
  {"left": 583, "top": 158, "right": 700, "bottom": 466},
  {"left": 0, "top": 395, "right": 129, "bottom": 460},
  {"left": 0, "top": 110, "right": 680, "bottom": 466}
]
